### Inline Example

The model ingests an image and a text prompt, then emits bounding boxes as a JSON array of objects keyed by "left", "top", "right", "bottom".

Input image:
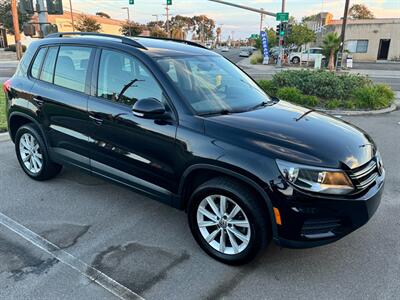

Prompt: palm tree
[{"left": 322, "top": 32, "right": 341, "bottom": 71}]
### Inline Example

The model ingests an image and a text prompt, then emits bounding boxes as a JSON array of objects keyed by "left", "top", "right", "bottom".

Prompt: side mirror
[{"left": 132, "top": 97, "right": 167, "bottom": 119}]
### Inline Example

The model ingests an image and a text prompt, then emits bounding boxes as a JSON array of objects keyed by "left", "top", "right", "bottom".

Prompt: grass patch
[{"left": 0, "top": 84, "right": 7, "bottom": 132}]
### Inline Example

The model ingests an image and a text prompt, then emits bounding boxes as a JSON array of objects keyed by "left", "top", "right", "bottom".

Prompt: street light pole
[
  {"left": 122, "top": 7, "right": 131, "bottom": 36},
  {"left": 165, "top": 5, "right": 170, "bottom": 38},
  {"left": 69, "top": 0, "right": 75, "bottom": 32},
  {"left": 10, "top": 0, "right": 22, "bottom": 60}
]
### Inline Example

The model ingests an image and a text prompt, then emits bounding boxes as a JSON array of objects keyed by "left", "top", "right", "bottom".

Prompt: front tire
[
  {"left": 291, "top": 56, "right": 300, "bottom": 64},
  {"left": 15, "top": 124, "right": 62, "bottom": 181},
  {"left": 187, "top": 177, "right": 270, "bottom": 265}
]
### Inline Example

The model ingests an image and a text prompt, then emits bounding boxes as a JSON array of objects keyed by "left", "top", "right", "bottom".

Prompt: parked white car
[
  {"left": 221, "top": 46, "right": 230, "bottom": 52},
  {"left": 289, "top": 47, "right": 326, "bottom": 64}
]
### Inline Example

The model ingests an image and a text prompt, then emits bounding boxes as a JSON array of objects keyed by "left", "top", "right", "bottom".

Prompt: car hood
[{"left": 204, "top": 101, "right": 375, "bottom": 169}]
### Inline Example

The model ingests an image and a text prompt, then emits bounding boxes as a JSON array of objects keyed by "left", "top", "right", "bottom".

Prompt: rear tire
[
  {"left": 187, "top": 177, "right": 271, "bottom": 265},
  {"left": 15, "top": 124, "right": 62, "bottom": 181}
]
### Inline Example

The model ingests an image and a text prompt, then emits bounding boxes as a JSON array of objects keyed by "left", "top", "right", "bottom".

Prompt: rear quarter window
[
  {"left": 30, "top": 48, "right": 47, "bottom": 79},
  {"left": 40, "top": 47, "right": 58, "bottom": 83}
]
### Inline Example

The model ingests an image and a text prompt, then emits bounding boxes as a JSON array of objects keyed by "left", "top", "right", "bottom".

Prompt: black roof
[{"left": 44, "top": 33, "right": 217, "bottom": 58}]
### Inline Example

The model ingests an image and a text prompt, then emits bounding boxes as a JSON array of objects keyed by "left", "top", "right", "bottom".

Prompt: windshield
[{"left": 156, "top": 55, "right": 271, "bottom": 115}]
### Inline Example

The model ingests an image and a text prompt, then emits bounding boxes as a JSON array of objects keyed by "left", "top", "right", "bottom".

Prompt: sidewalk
[{"left": 0, "top": 49, "right": 19, "bottom": 62}]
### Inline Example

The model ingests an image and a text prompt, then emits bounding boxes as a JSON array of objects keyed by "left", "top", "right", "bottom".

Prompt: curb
[
  {"left": 0, "top": 132, "right": 10, "bottom": 142},
  {"left": 319, "top": 103, "right": 397, "bottom": 116}
]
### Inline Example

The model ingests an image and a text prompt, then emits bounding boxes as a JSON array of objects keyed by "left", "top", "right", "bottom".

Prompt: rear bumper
[{"left": 271, "top": 170, "right": 384, "bottom": 249}]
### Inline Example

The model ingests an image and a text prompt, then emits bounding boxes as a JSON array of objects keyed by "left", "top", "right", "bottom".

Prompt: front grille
[{"left": 348, "top": 159, "right": 378, "bottom": 190}]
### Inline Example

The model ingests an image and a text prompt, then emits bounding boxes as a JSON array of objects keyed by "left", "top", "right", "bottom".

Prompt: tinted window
[
  {"left": 97, "top": 49, "right": 164, "bottom": 106},
  {"left": 31, "top": 48, "right": 47, "bottom": 79},
  {"left": 158, "top": 56, "right": 270, "bottom": 114},
  {"left": 54, "top": 46, "right": 93, "bottom": 92},
  {"left": 40, "top": 47, "right": 58, "bottom": 83}
]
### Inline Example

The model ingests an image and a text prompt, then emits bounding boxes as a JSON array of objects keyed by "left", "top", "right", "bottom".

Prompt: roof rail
[
  {"left": 137, "top": 36, "right": 208, "bottom": 49},
  {"left": 46, "top": 32, "right": 147, "bottom": 50}
]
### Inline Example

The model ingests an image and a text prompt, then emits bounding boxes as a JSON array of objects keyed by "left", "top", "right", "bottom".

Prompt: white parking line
[{"left": 0, "top": 211, "right": 145, "bottom": 300}]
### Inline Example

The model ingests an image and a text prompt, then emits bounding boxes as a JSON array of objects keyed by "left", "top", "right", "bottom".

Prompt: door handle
[
  {"left": 89, "top": 115, "right": 104, "bottom": 125},
  {"left": 33, "top": 96, "right": 44, "bottom": 107}
]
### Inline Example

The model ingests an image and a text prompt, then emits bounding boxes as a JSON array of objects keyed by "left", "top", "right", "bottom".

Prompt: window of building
[
  {"left": 346, "top": 40, "right": 369, "bottom": 53},
  {"left": 97, "top": 49, "right": 164, "bottom": 106},
  {"left": 30, "top": 48, "right": 47, "bottom": 79},
  {"left": 40, "top": 47, "right": 58, "bottom": 83},
  {"left": 54, "top": 46, "right": 93, "bottom": 93}
]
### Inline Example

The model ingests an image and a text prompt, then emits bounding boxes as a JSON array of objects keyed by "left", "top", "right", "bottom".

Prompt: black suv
[{"left": 4, "top": 33, "right": 385, "bottom": 265}]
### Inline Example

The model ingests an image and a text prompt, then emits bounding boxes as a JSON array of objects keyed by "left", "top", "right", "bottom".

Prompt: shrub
[
  {"left": 250, "top": 52, "right": 264, "bottom": 64},
  {"left": 302, "top": 95, "right": 320, "bottom": 107},
  {"left": 343, "top": 100, "right": 356, "bottom": 110},
  {"left": 326, "top": 99, "right": 341, "bottom": 109},
  {"left": 4, "top": 44, "right": 27, "bottom": 52},
  {"left": 276, "top": 87, "right": 304, "bottom": 104},
  {"left": 271, "top": 70, "right": 372, "bottom": 100},
  {"left": 351, "top": 84, "right": 395, "bottom": 109},
  {"left": 258, "top": 80, "right": 278, "bottom": 96}
]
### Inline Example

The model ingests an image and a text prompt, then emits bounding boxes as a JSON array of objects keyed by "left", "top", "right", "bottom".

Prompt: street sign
[
  {"left": 276, "top": 12, "right": 289, "bottom": 22},
  {"left": 249, "top": 34, "right": 259, "bottom": 40}
]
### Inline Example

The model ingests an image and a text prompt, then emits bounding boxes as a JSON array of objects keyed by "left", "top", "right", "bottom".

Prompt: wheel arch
[
  {"left": 178, "top": 163, "right": 278, "bottom": 238},
  {"left": 8, "top": 112, "right": 48, "bottom": 146}
]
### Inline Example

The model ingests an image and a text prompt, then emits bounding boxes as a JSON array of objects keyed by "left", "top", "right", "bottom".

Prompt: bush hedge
[{"left": 258, "top": 70, "right": 395, "bottom": 110}]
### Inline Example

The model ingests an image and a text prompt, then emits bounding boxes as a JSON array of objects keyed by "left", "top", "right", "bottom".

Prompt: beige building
[{"left": 308, "top": 14, "right": 400, "bottom": 62}]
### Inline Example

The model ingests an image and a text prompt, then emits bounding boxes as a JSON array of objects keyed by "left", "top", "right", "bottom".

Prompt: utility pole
[
  {"left": 277, "top": 0, "right": 286, "bottom": 68},
  {"left": 122, "top": 7, "right": 131, "bottom": 36},
  {"left": 259, "top": 8, "right": 264, "bottom": 33},
  {"left": 10, "top": 0, "right": 22, "bottom": 60},
  {"left": 165, "top": 5, "right": 170, "bottom": 38},
  {"left": 338, "top": 0, "right": 350, "bottom": 70},
  {"left": 69, "top": 0, "right": 75, "bottom": 31},
  {"left": 37, "top": 0, "right": 48, "bottom": 37}
]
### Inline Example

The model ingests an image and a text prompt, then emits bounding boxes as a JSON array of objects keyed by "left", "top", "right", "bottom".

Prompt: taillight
[{"left": 3, "top": 79, "right": 11, "bottom": 93}]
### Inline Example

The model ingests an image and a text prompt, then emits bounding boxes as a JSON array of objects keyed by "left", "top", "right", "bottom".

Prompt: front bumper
[{"left": 271, "top": 170, "right": 385, "bottom": 249}]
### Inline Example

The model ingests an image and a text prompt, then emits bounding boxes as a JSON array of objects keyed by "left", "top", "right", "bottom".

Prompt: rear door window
[
  {"left": 31, "top": 48, "right": 47, "bottom": 79},
  {"left": 54, "top": 46, "right": 93, "bottom": 93},
  {"left": 40, "top": 47, "right": 58, "bottom": 83}
]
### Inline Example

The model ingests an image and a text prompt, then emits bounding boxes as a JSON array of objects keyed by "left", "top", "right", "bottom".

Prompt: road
[
  {"left": 0, "top": 109, "right": 399, "bottom": 299},
  {"left": 214, "top": 48, "right": 243, "bottom": 63}
]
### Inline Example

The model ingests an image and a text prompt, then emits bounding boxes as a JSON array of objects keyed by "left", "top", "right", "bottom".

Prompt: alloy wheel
[
  {"left": 196, "top": 195, "right": 251, "bottom": 255},
  {"left": 19, "top": 133, "right": 43, "bottom": 174}
]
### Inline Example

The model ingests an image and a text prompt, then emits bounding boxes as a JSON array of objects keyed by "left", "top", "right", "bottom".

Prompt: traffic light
[
  {"left": 287, "top": 23, "right": 293, "bottom": 36},
  {"left": 129, "top": 0, "right": 134, "bottom": 4},
  {"left": 46, "top": 0, "right": 63, "bottom": 15},
  {"left": 167, "top": 0, "right": 172, "bottom": 5}
]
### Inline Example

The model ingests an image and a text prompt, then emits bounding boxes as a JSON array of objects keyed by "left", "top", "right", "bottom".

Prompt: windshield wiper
[
  {"left": 250, "top": 97, "right": 279, "bottom": 111},
  {"left": 198, "top": 109, "right": 232, "bottom": 116}
]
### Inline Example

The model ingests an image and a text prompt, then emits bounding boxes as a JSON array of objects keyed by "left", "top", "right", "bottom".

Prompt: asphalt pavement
[{"left": 0, "top": 109, "right": 399, "bottom": 299}]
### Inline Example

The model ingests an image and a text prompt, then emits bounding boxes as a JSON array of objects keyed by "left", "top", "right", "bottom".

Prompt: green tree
[
  {"left": 0, "top": 0, "right": 32, "bottom": 34},
  {"left": 192, "top": 15, "right": 215, "bottom": 42},
  {"left": 170, "top": 15, "right": 193, "bottom": 40},
  {"left": 146, "top": 21, "right": 164, "bottom": 30},
  {"left": 75, "top": 14, "right": 102, "bottom": 32},
  {"left": 301, "top": 14, "right": 318, "bottom": 23},
  {"left": 120, "top": 21, "right": 145, "bottom": 37},
  {"left": 150, "top": 27, "right": 167, "bottom": 38},
  {"left": 285, "top": 24, "right": 315, "bottom": 47},
  {"left": 349, "top": 4, "right": 374, "bottom": 19},
  {"left": 322, "top": 32, "right": 340, "bottom": 71}
]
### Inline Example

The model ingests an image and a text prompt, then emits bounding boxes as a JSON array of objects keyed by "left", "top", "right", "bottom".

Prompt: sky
[{"left": 63, "top": 0, "right": 400, "bottom": 39}]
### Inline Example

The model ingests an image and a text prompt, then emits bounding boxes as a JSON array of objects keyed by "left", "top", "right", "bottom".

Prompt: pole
[
  {"left": 209, "top": 0, "right": 276, "bottom": 17},
  {"left": 277, "top": 0, "right": 286, "bottom": 68},
  {"left": 259, "top": 9, "right": 264, "bottom": 33},
  {"left": 166, "top": 5, "right": 170, "bottom": 38},
  {"left": 10, "top": 0, "right": 22, "bottom": 60},
  {"left": 338, "top": 0, "right": 350, "bottom": 69},
  {"left": 122, "top": 7, "right": 131, "bottom": 36},
  {"left": 69, "top": 0, "right": 75, "bottom": 32},
  {"left": 37, "top": 0, "right": 48, "bottom": 37}
]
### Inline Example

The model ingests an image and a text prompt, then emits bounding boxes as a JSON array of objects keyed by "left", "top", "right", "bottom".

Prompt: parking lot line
[{"left": 0, "top": 211, "right": 145, "bottom": 300}]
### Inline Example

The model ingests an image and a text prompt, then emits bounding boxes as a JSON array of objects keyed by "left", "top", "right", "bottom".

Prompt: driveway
[{"left": 0, "top": 110, "right": 399, "bottom": 299}]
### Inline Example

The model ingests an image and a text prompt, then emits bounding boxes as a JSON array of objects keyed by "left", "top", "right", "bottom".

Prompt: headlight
[{"left": 276, "top": 159, "right": 354, "bottom": 195}]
